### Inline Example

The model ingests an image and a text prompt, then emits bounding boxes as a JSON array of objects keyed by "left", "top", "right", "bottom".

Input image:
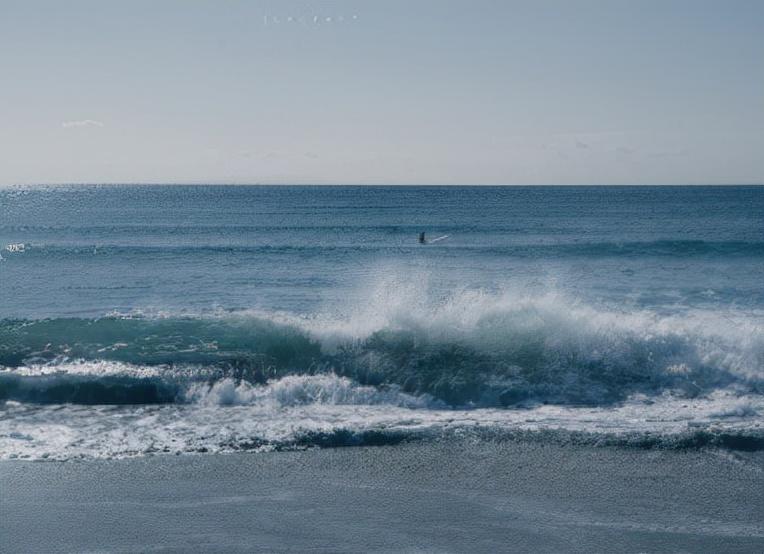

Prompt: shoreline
[{"left": 2, "top": 440, "right": 763, "bottom": 553}]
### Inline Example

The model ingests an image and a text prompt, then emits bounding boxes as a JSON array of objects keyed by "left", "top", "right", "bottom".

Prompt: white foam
[
  {"left": 184, "top": 374, "right": 435, "bottom": 409},
  {"left": 2, "top": 378, "right": 762, "bottom": 461},
  {"left": 3, "top": 360, "right": 164, "bottom": 378}
]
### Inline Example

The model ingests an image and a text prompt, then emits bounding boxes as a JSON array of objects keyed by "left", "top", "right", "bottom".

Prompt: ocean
[{"left": 1, "top": 185, "right": 763, "bottom": 460}]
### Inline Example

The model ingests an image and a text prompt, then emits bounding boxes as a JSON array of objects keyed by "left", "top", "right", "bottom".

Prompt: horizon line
[{"left": 2, "top": 182, "right": 763, "bottom": 188}]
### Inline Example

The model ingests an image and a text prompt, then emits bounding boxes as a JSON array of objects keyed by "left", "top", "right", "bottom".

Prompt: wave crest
[{"left": 185, "top": 374, "right": 435, "bottom": 408}]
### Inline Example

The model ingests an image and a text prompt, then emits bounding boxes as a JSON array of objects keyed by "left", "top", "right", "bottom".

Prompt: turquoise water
[{"left": 1, "top": 185, "right": 763, "bottom": 458}]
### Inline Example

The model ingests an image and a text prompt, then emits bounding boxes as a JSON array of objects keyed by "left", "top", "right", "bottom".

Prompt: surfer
[{"left": 420, "top": 232, "right": 450, "bottom": 245}]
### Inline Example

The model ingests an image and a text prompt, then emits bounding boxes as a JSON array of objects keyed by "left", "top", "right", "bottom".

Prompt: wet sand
[{"left": 1, "top": 440, "right": 763, "bottom": 553}]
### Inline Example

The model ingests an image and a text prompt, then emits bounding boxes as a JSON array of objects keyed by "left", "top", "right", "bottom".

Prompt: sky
[{"left": 0, "top": 0, "right": 762, "bottom": 185}]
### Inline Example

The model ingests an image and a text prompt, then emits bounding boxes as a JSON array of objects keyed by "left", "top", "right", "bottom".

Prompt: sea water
[{"left": 1, "top": 185, "right": 762, "bottom": 459}]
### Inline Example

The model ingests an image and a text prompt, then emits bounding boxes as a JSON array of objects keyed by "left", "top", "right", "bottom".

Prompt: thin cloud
[
  {"left": 62, "top": 119, "right": 104, "bottom": 128},
  {"left": 648, "top": 148, "right": 687, "bottom": 159}
]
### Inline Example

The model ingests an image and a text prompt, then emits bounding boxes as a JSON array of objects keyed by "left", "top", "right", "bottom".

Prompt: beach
[{"left": 2, "top": 440, "right": 763, "bottom": 553}]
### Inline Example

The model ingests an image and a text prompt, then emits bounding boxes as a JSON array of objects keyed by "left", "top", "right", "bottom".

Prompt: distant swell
[{"left": 9, "top": 239, "right": 764, "bottom": 259}]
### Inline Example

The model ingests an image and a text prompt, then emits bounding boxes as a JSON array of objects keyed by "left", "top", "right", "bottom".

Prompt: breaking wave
[
  {"left": 2, "top": 380, "right": 763, "bottom": 460},
  {"left": 1, "top": 287, "right": 762, "bottom": 408},
  {"left": 0, "top": 365, "right": 431, "bottom": 408}
]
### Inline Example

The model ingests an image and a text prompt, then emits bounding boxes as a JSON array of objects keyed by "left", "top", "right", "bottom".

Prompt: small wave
[
  {"left": 0, "top": 363, "right": 435, "bottom": 408},
  {"left": 185, "top": 374, "right": 436, "bottom": 408},
  {"left": 291, "top": 427, "right": 764, "bottom": 452}
]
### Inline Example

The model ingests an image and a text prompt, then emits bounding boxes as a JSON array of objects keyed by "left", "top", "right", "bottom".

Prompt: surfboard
[{"left": 428, "top": 235, "right": 449, "bottom": 244}]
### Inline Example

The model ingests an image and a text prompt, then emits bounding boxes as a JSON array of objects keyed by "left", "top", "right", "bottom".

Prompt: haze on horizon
[{"left": 1, "top": 0, "right": 762, "bottom": 186}]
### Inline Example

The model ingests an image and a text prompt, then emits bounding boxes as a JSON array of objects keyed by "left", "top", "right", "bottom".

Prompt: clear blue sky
[{"left": 1, "top": 0, "right": 762, "bottom": 185}]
